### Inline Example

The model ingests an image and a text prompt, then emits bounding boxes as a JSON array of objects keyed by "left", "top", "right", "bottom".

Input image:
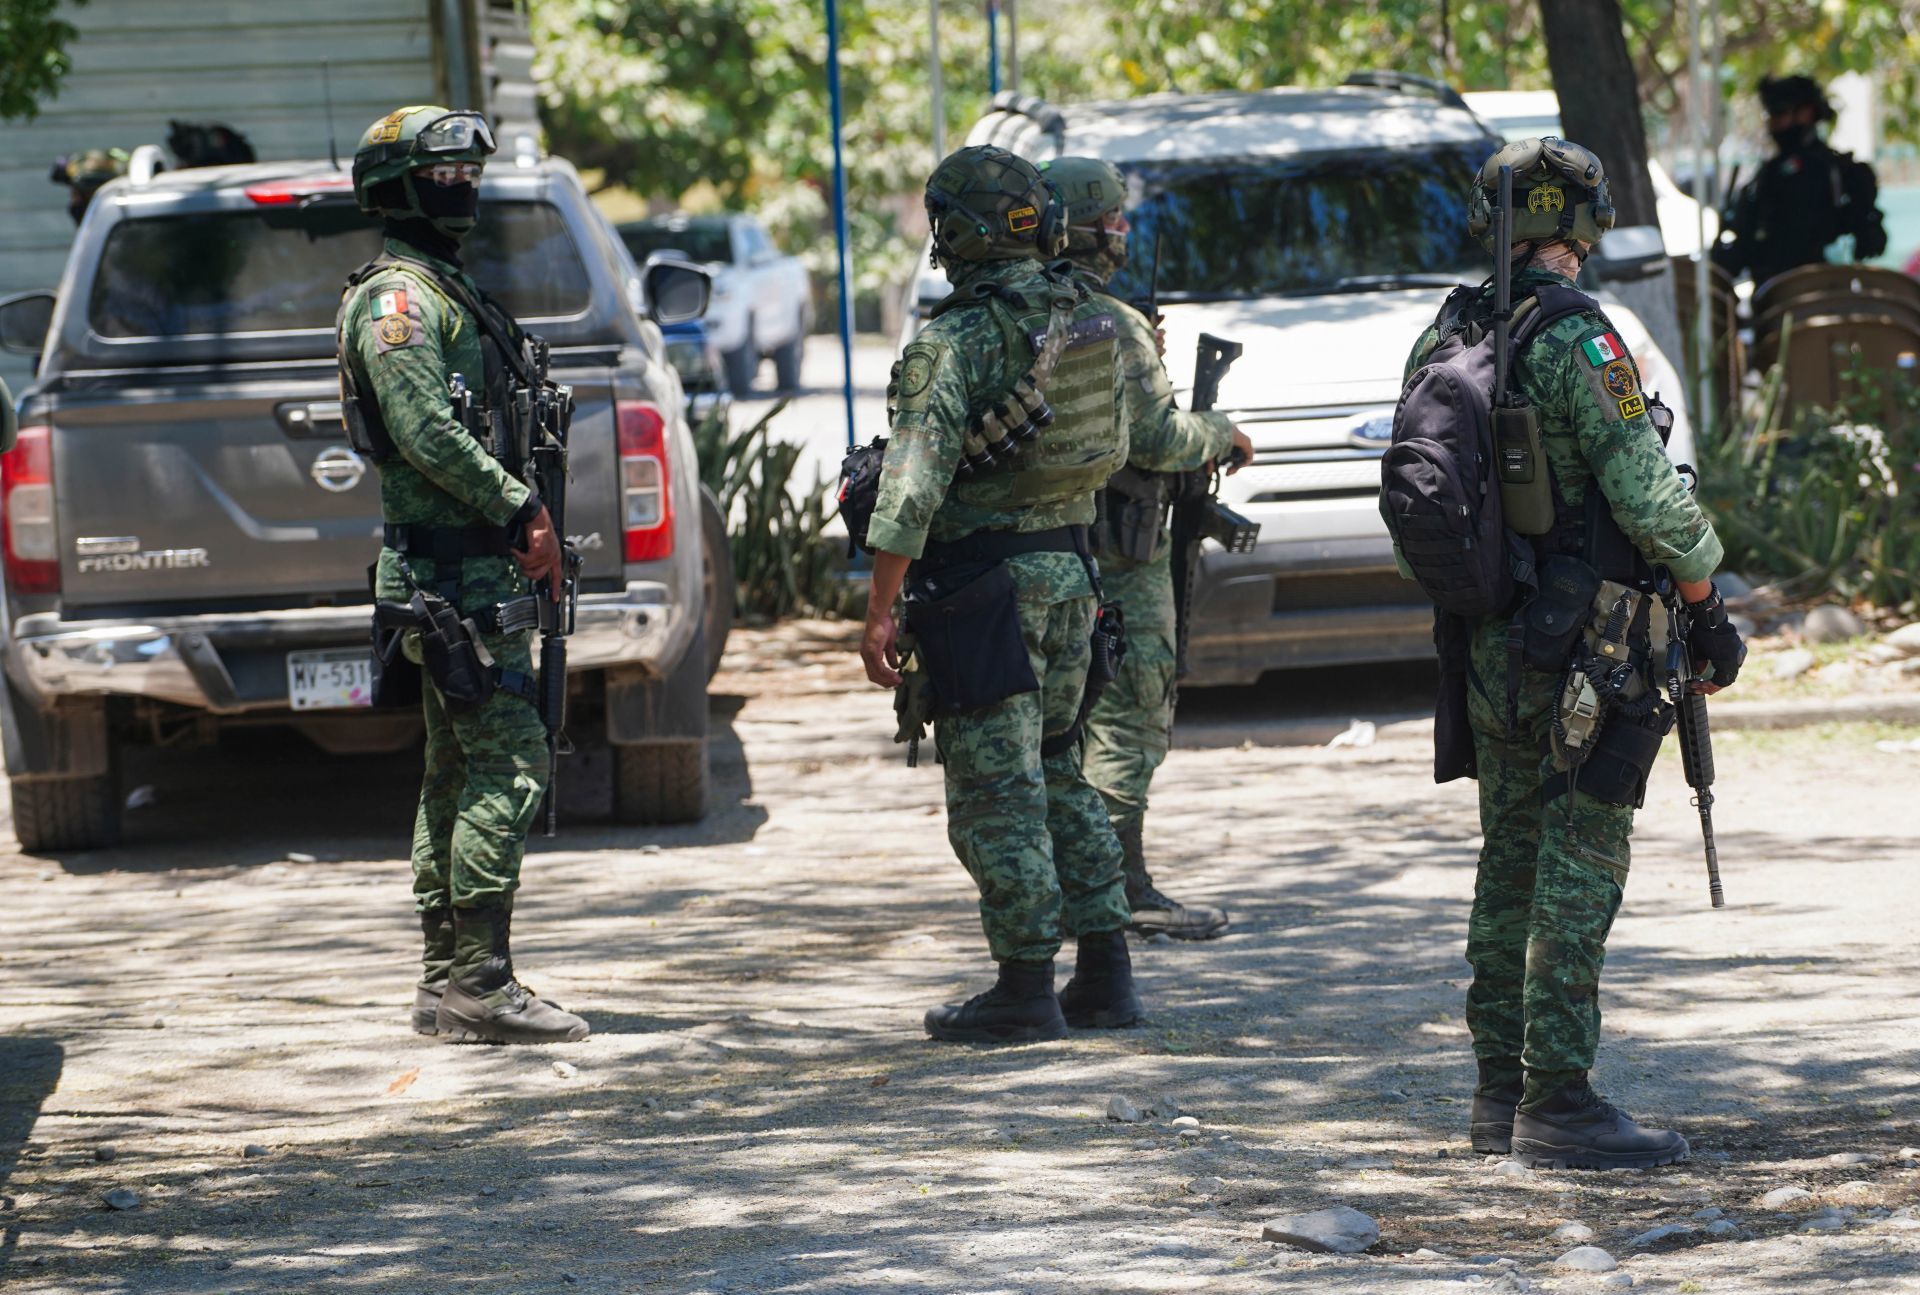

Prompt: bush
[
  {"left": 1697, "top": 342, "right": 1920, "bottom": 610},
  {"left": 694, "top": 402, "right": 861, "bottom": 622}
]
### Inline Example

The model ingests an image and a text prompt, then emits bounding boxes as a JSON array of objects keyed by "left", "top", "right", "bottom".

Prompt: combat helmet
[
  {"left": 50, "top": 148, "right": 129, "bottom": 224},
  {"left": 924, "top": 145, "right": 1067, "bottom": 268},
  {"left": 1038, "top": 155, "right": 1129, "bottom": 270},
  {"left": 351, "top": 105, "right": 496, "bottom": 236},
  {"left": 1466, "top": 137, "right": 1615, "bottom": 254}
]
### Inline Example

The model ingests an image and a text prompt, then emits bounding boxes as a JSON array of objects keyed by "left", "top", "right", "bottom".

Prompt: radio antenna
[{"left": 323, "top": 61, "right": 341, "bottom": 170}]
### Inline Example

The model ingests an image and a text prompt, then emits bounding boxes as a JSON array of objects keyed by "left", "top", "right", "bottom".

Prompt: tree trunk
[{"left": 1540, "top": 0, "right": 1686, "bottom": 381}]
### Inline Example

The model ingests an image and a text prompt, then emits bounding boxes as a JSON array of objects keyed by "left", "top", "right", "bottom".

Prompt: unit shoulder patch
[
  {"left": 1617, "top": 392, "right": 1648, "bottom": 420},
  {"left": 894, "top": 340, "right": 948, "bottom": 414},
  {"left": 1601, "top": 359, "right": 1637, "bottom": 399},
  {"left": 366, "top": 277, "right": 428, "bottom": 355}
]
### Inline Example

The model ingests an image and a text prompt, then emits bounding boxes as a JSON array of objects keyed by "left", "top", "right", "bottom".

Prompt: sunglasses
[{"left": 415, "top": 162, "right": 483, "bottom": 186}]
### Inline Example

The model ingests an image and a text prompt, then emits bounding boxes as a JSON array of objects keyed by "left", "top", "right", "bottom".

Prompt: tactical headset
[
  {"left": 925, "top": 145, "right": 1069, "bottom": 265},
  {"left": 1466, "top": 136, "right": 1616, "bottom": 253}
]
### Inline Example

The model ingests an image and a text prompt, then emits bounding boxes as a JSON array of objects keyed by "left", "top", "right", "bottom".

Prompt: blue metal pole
[
  {"left": 825, "top": 0, "right": 857, "bottom": 450},
  {"left": 987, "top": 0, "right": 1000, "bottom": 96}
]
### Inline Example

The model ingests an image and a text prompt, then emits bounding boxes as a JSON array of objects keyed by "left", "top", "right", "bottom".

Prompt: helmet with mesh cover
[{"left": 924, "top": 144, "right": 1068, "bottom": 268}]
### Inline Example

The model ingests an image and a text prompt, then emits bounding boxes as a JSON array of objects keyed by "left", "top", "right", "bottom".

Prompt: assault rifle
[
  {"left": 521, "top": 336, "right": 579, "bottom": 838},
  {"left": 1657, "top": 571, "right": 1725, "bottom": 909},
  {"left": 1169, "top": 334, "right": 1260, "bottom": 678}
]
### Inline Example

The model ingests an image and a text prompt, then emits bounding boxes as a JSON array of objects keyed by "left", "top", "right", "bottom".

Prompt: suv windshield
[
  {"left": 1105, "top": 143, "right": 1491, "bottom": 303},
  {"left": 88, "top": 200, "right": 592, "bottom": 339},
  {"left": 619, "top": 223, "right": 732, "bottom": 265}
]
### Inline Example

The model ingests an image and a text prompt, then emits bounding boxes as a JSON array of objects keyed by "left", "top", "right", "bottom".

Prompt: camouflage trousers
[
  {"left": 1465, "top": 614, "right": 1634, "bottom": 1108},
  {"left": 380, "top": 549, "right": 551, "bottom": 912},
  {"left": 935, "top": 588, "right": 1133, "bottom": 964},
  {"left": 1081, "top": 548, "right": 1176, "bottom": 873}
]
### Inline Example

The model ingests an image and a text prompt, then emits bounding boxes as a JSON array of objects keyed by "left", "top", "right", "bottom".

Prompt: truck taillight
[
  {"left": 2, "top": 424, "right": 58, "bottom": 594},
  {"left": 617, "top": 401, "right": 673, "bottom": 562}
]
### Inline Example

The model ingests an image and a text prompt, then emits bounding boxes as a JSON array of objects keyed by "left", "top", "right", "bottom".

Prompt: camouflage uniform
[
  {"left": 1071, "top": 274, "right": 1234, "bottom": 878},
  {"left": 340, "top": 238, "right": 549, "bottom": 915},
  {"left": 1403, "top": 265, "right": 1723, "bottom": 1107},
  {"left": 869, "top": 258, "right": 1134, "bottom": 965}
]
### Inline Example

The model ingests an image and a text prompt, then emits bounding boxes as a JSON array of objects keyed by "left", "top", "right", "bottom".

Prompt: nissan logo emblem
[{"left": 310, "top": 446, "right": 367, "bottom": 493}]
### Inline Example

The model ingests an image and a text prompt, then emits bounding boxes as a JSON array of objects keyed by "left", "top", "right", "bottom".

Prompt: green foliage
[
  {"left": 0, "top": 0, "right": 86, "bottom": 122},
  {"left": 1699, "top": 346, "right": 1920, "bottom": 610},
  {"left": 694, "top": 402, "right": 859, "bottom": 621}
]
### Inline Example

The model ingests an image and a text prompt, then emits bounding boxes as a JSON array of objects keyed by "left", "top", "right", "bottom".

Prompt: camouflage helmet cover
[
  {"left": 924, "top": 144, "right": 1067, "bottom": 267},
  {"left": 55, "top": 148, "right": 129, "bottom": 189},
  {"left": 1039, "top": 155, "right": 1129, "bottom": 269},
  {"left": 1466, "top": 136, "right": 1616, "bottom": 253},
  {"left": 350, "top": 105, "right": 495, "bottom": 220}
]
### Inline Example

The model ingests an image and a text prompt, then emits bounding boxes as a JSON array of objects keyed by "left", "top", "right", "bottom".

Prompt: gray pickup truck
[{"left": 0, "top": 155, "right": 731, "bottom": 851}]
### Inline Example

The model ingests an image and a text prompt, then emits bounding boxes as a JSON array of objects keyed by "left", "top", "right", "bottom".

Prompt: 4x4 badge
[{"left": 311, "top": 446, "right": 367, "bottom": 493}]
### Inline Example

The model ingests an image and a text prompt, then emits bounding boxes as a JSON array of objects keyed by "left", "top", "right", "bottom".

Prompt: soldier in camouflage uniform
[
  {"left": 50, "top": 148, "right": 128, "bottom": 225},
  {"left": 860, "top": 145, "right": 1142, "bottom": 1043},
  {"left": 339, "top": 106, "right": 587, "bottom": 1045},
  {"left": 1397, "top": 139, "right": 1745, "bottom": 1168},
  {"left": 1041, "top": 156, "right": 1251, "bottom": 941}
]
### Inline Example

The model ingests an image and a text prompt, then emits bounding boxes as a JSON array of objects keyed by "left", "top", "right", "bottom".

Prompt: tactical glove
[{"left": 1685, "top": 584, "right": 1746, "bottom": 686}]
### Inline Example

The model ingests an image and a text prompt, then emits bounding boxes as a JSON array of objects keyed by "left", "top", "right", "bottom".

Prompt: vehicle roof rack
[
  {"left": 127, "top": 144, "right": 168, "bottom": 187},
  {"left": 1342, "top": 71, "right": 1468, "bottom": 111},
  {"left": 971, "top": 90, "right": 1067, "bottom": 153}
]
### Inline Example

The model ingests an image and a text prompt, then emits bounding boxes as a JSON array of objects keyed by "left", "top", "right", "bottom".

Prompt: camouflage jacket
[
  {"left": 339, "top": 237, "right": 535, "bottom": 608},
  {"left": 1400, "top": 266, "right": 1722, "bottom": 585},
  {"left": 870, "top": 259, "right": 1131, "bottom": 600}
]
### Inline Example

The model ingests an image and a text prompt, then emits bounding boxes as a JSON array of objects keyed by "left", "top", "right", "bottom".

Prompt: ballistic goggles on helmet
[{"left": 362, "top": 111, "right": 497, "bottom": 171}]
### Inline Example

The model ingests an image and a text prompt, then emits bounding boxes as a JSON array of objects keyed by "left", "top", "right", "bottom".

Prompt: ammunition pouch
[
  {"left": 1493, "top": 400, "right": 1554, "bottom": 536},
  {"left": 1096, "top": 466, "right": 1172, "bottom": 563},
  {"left": 1521, "top": 554, "right": 1602, "bottom": 673},
  {"left": 901, "top": 562, "right": 1039, "bottom": 717}
]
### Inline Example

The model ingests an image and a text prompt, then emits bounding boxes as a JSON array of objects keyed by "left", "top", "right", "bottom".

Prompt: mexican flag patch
[
  {"left": 1580, "top": 332, "right": 1624, "bottom": 366},
  {"left": 373, "top": 288, "right": 409, "bottom": 319}
]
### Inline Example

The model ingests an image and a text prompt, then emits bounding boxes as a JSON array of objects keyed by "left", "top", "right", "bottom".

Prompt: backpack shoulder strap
[{"left": 1514, "top": 283, "right": 1605, "bottom": 349}]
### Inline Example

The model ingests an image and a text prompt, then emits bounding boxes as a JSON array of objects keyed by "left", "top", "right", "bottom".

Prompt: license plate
[{"left": 287, "top": 648, "right": 374, "bottom": 711}]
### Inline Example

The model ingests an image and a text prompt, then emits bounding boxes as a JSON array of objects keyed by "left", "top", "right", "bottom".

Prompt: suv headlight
[{"left": 1343, "top": 412, "right": 1395, "bottom": 450}]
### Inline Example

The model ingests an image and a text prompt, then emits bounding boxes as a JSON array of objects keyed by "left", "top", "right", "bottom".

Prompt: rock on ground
[
  {"left": 1554, "top": 1245, "right": 1618, "bottom": 1272},
  {"left": 1105, "top": 1095, "right": 1143, "bottom": 1122},
  {"left": 1762, "top": 1185, "right": 1815, "bottom": 1208},
  {"left": 1804, "top": 604, "right": 1867, "bottom": 644},
  {"left": 1260, "top": 1205, "right": 1380, "bottom": 1254}
]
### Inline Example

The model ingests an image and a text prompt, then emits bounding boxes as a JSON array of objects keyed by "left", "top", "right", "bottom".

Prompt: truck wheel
[
  {"left": 11, "top": 773, "right": 122, "bottom": 852},
  {"left": 612, "top": 740, "right": 708, "bottom": 825},
  {"left": 723, "top": 340, "right": 757, "bottom": 396},
  {"left": 772, "top": 332, "right": 804, "bottom": 393},
  {"left": 700, "top": 486, "right": 735, "bottom": 681}
]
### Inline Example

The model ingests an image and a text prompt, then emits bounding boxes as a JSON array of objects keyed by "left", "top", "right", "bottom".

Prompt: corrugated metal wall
[{"left": 0, "top": 0, "right": 537, "bottom": 394}]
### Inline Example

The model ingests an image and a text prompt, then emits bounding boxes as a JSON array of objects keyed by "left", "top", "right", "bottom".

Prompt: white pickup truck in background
[{"left": 619, "top": 213, "right": 813, "bottom": 396}]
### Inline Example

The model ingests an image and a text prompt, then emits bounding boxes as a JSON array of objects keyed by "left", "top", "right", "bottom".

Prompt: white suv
[{"left": 927, "top": 79, "right": 1696, "bottom": 685}]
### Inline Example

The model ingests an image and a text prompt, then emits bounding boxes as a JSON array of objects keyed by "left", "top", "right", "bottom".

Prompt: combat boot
[
  {"left": 924, "top": 960, "right": 1068, "bottom": 1044},
  {"left": 437, "top": 901, "right": 591, "bottom": 1045},
  {"left": 411, "top": 906, "right": 454, "bottom": 1036},
  {"left": 1118, "top": 819, "right": 1229, "bottom": 941},
  {"left": 1510, "top": 1076, "right": 1689, "bottom": 1170},
  {"left": 1469, "top": 1059, "right": 1524, "bottom": 1155},
  {"left": 1057, "top": 929, "right": 1144, "bottom": 1028}
]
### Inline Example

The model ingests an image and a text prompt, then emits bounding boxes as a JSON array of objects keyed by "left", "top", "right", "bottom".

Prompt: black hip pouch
[
  {"left": 1575, "top": 704, "right": 1675, "bottom": 808},
  {"left": 412, "top": 591, "right": 496, "bottom": 711},
  {"left": 370, "top": 618, "right": 422, "bottom": 709},
  {"left": 1522, "top": 554, "right": 1602, "bottom": 673},
  {"left": 904, "top": 561, "right": 1040, "bottom": 717}
]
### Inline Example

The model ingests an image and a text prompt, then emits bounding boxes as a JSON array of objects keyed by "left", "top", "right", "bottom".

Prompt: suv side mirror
[
  {"left": 1587, "top": 225, "right": 1667, "bottom": 284},
  {"left": 643, "top": 258, "right": 711, "bottom": 326},
  {"left": 0, "top": 291, "right": 56, "bottom": 358}
]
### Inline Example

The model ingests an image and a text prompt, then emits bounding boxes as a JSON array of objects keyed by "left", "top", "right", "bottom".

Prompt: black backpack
[{"left": 1380, "top": 283, "right": 1596, "bottom": 617}]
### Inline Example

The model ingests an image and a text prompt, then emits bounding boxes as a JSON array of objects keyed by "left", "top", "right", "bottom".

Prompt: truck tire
[
  {"left": 11, "top": 773, "right": 122, "bottom": 852},
  {"left": 612, "top": 740, "right": 708, "bottom": 825},
  {"left": 723, "top": 339, "right": 758, "bottom": 396},
  {"left": 700, "top": 486, "right": 735, "bottom": 681},
  {"left": 772, "top": 331, "right": 804, "bottom": 393}
]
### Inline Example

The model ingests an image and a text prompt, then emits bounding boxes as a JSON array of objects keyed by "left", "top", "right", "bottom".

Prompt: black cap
[{"left": 1759, "top": 74, "right": 1834, "bottom": 122}]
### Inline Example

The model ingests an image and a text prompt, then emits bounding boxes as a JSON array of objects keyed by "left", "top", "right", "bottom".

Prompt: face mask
[
  {"left": 1770, "top": 124, "right": 1812, "bottom": 152},
  {"left": 413, "top": 176, "right": 481, "bottom": 237}
]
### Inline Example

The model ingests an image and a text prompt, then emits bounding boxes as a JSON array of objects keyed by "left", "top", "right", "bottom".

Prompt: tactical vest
[
  {"left": 941, "top": 281, "right": 1126, "bottom": 516},
  {"left": 336, "top": 249, "right": 525, "bottom": 468}
]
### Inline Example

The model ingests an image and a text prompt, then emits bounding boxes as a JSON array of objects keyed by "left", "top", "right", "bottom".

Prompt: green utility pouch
[
  {"left": 902, "top": 562, "right": 1040, "bottom": 717},
  {"left": 411, "top": 590, "right": 496, "bottom": 710},
  {"left": 1522, "top": 554, "right": 1602, "bottom": 672},
  {"left": 1574, "top": 704, "right": 1674, "bottom": 808}
]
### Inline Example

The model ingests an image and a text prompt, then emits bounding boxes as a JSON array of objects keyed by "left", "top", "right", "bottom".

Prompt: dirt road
[{"left": 4, "top": 623, "right": 1920, "bottom": 1293}]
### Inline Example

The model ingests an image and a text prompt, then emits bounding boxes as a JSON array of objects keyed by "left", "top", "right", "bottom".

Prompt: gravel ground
[{"left": 3, "top": 621, "right": 1919, "bottom": 1293}]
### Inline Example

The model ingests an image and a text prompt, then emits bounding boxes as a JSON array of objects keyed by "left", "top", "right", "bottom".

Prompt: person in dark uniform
[{"left": 1713, "top": 75, "right": 1887, "bottom": 286}]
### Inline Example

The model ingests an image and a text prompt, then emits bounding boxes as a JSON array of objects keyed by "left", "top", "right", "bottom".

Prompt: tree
[
  {"left": 1541, "top": 0, "right": 1657, "bottom": 227},
  {"left": 0, "top": 0, "right": 87, "bottom": 122}
]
